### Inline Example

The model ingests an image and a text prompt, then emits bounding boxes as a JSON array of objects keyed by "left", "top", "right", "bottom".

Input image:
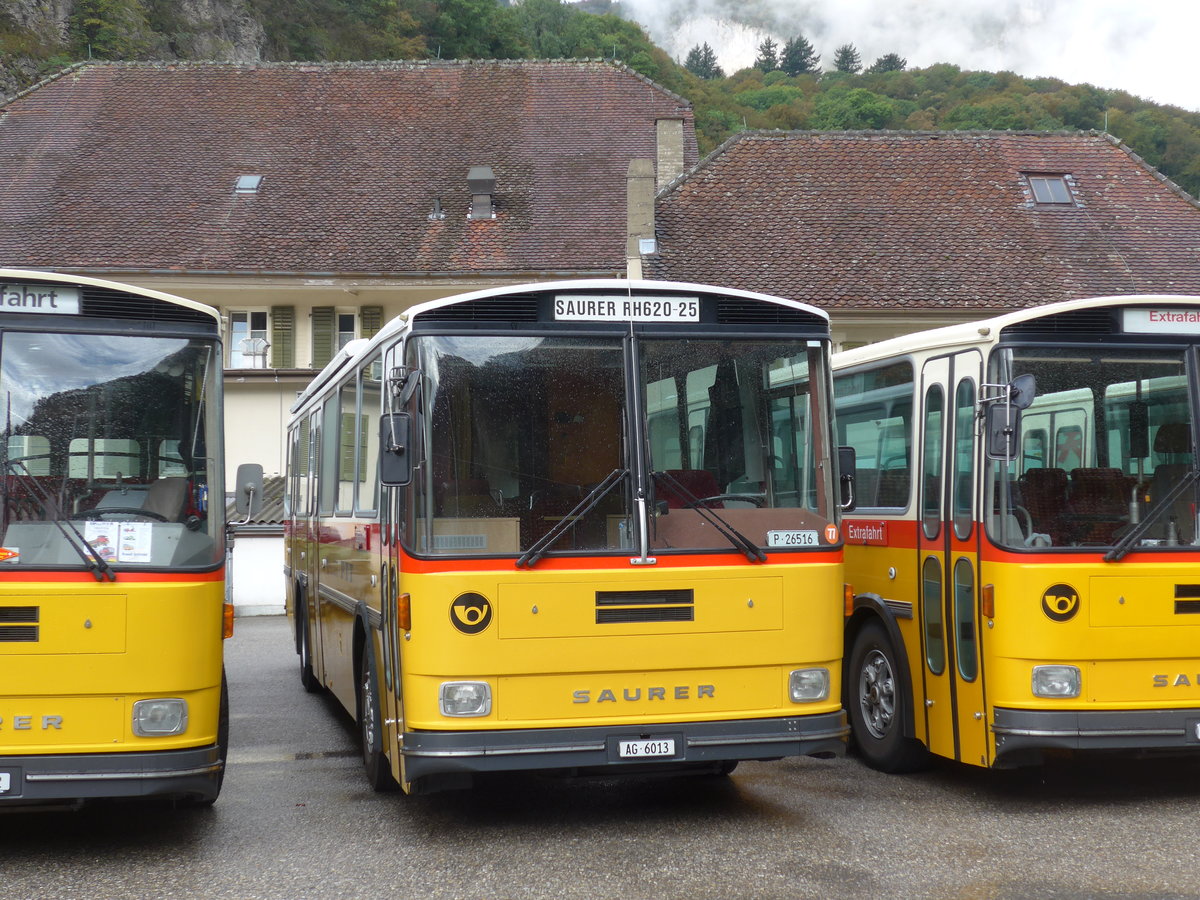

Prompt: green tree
[
  {"left": 833, "top": 43, "right": 862, "bottom": 73},
  {"left": 752, "top": 36, "right": 778, "bottom": 73},
  {"left": 779, "top": 34, "right": 819, "bottom": 76},
  {"left": 69, "top": 0, "right": 157, "bottom": 59},
  {"left": 867, "top": 52, "right": 907, "bottom": 74},
  {"left": 684, "top": 41, "right": 724, "bottom": 79},
  {"left": 811, "top": 87, "right": 894, "bottom": 129}
]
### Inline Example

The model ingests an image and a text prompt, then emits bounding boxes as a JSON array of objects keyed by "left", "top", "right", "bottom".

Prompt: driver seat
[{"left": 143, "top": 477, "right": 188, "bottom": 521}]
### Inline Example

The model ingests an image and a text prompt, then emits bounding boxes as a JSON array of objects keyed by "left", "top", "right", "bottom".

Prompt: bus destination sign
[
  {"left": 1124, "top": 308, "right": 1200, "bottom": 335},
  {"left": 554, "top": 294, "right": 700, "bottom": 323},
  {"left": 1, "top": 283, "right": 81, "bottom": 315}
]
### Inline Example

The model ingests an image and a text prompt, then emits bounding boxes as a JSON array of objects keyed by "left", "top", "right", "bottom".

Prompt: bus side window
[{"left": 1022, "top": 429, "right": 1047, "bottom": 471}]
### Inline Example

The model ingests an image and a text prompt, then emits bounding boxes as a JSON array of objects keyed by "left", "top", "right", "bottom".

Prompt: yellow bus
[
  {"left": 285, "top": 279, "right": 849, "bottom": 794},
  {"left": 0, "top": 269, "right": 248, "bottom": 806},
  {"left": 834, "top": 295, "right": 1200, "bottom": 771}
]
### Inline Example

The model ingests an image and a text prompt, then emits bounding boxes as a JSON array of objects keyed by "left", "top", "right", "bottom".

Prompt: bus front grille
[
  {"left": 595, "top": 589, "right": 694, "bottom": 624},
  {"left": 0, "top": 625, "right": 38, "bottom": 642},
  {"left": 0, "top": 606, "right": 38, "bottom": 622}
]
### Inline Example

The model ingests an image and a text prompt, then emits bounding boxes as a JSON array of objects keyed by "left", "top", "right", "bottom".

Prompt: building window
[
  {"left": 311, "top": 305, "right": 384, "bottom": 370},
  {"left": 1026, "top": 175, "right": 1074, "bottom": 206},
  {"left": 230, "top": 311, "right": 269, "bottom": 368},
  {"left": 338, "top": 313, "right": 357, "bottom": 351}
]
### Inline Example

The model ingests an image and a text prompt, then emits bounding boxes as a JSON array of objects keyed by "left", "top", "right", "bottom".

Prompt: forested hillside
[{"left": 2, "top": 0, "right": 1199, "bottom": 196}]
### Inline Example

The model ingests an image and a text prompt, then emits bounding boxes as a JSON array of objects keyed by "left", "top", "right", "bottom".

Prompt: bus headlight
[
  {"left": 1031, "top": 665, "right": 1081, "bottom": 698},
  {"left": 440, "top": 681, "right": 492, "bottom": 717},
  {"left": 789, "top": 668, "right": 830, "bottom": 703},
  {"left": 132, "top": 698, "right": 189, "bottom": 736}
]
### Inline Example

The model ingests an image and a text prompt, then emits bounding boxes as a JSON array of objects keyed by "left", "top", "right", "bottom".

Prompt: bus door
[
  {"left": 380, "top": 340, "right": 407, "bottom": 782},
  {"left": 917, "top": 352, "right": 987, "bottom": 765},
  {"left": 305, "top": 408, "right": 328, "bottom": 687}
]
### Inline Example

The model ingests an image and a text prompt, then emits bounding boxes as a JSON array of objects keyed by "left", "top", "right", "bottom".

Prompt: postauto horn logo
[
  {"left": 450, "top": 592, "right": 492, "bottom": 634},
  {"left": 1041, "top": 583, "right": 1080, "bottom": 622}
]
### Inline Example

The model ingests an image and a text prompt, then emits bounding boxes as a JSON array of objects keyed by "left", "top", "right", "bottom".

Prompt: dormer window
[
  {"left": 235, "top": 174, "right": 263, "bottom": 195},
  {"left": 1026, "top": 174, "right": 1073, "bottom": 206}
]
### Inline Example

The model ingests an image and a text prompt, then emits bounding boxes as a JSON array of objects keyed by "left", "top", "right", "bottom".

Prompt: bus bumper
[
  {"left": 401, "top": 711, "right": 848, "bottom": 782},
  {"left": 993, "top": 707, "right": 1200, "bottom": 763},
  {"left": 0, "top": 745, "right": 223, "bottom": 805}
]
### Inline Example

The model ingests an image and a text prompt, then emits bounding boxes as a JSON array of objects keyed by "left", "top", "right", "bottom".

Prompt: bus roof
[
  {"left": 834, "top": 294, "right": 1200, "bottom": 370},
  {"left": 0, "top": 267, "right": 221, "bottom": 323},
  {"left": 291, "top": 278, "right": 831, "bottom": 414}
]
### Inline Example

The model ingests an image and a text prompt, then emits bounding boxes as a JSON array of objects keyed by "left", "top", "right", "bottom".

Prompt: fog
[{"left": 617, "top": 0, "right": 1200, "bottom": 112}]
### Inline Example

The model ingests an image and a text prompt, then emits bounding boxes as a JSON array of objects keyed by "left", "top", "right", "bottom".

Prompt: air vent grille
[
  {"left": 1000, "top": 307, "right": 1119, "bottom": 338},
  {"left": 80, "top": 287, "right": 216, "bottom": 325},
  {"left": 595, "top": 588, "right": 694, "bottom": 624},
  {"left": 0, "top": 606, "right": 38, "bottom": 622},
  {"left": 716, "top": 298, "right": 824, "bottom": 328},
  {"left": 416, "top": 294, "right": 541, "bottom": 323},
  {"left": 0, "top": 625, "right": 38, "bottom": 642}
]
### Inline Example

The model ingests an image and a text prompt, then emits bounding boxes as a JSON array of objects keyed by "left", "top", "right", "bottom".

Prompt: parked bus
[
  {"left": 0, "top": 269, "right": 246, "bottom": 806},
  {"left": 284, "top": 279, "right": 848, "bottom": 794},
  {"left": 834, "top": 294, "right": 1200, "bottom": 771}
]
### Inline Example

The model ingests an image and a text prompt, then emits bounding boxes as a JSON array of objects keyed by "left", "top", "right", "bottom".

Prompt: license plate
[
  {"left": 0, "top": 772, "right": 11, "bottom": 793},
  {"left": 618, "top": 738, "right": 676, "bottom": 758}
]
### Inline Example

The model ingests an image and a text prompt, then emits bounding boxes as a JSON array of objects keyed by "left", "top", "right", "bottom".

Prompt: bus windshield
[
  {"left": 1, "top": 330, "right": 223, "bottom": 569},
  {"left": 410, "top": 333, "right": 836, "bottom": 557},
  {"left": 987, "top": 345, "right": 1195, "bottom": 550}
]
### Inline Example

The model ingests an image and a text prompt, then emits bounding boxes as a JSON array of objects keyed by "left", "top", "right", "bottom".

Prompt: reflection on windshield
[
  {"left": 987, "top": 347, "right": 1196, "bottom": 551},
  {"left": 1, "top": 331, "right": 223, "bottom": 569},
  {"left": 409, "top": 334, "right": 837, "bottom": 557}
]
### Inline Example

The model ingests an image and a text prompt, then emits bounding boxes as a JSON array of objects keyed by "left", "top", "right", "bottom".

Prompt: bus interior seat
[
  {"left": 438, "top": 478, "right": 495, "bottom": 517},
  {"left": 875, "top": 469, "right": 910, "bottom": 508},
  {"left": 1019, "top": 467, "right": 1069, "bottom": 542},
  {"left": 659, "top": 469, "right": 722, "bottom": 508},
  {"left": 1069, "top": 467, "right": 1130, "bottom": 543},
  {"left": 143, "top": 477, "right": 189, "bottom": 520},
  {"left": 1148, "top": 423, "right": 1195, "bottom": 541}
]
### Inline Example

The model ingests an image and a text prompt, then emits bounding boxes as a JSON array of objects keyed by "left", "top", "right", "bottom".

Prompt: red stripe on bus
[{"left": 396, "top": 549, "right": 842, "bottom": 574}]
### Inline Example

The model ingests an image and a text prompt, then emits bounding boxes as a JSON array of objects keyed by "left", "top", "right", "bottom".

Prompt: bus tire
[
  {"left": 297, "top": 599, "right": 319, "bottom": 693},
  {"left": 359, "top": 652, "right": 399, "bottom": 792},
  {"left": 848, "top": 618, "right": 928, "bottom": 773}
]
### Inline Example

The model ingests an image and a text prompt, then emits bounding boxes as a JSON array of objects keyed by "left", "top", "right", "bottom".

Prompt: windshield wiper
[
  {"left": 652, "top": 470, "right": 767, "bottom": 563},
  {"left": 5, "top": 458, "right": 116, "bottom": 581},
  {"left": 1105, "top": 466, "right": 1200, "bottom": 562},
  {"left": 516, "top": 468, "right": 629, "bottom": 569}
]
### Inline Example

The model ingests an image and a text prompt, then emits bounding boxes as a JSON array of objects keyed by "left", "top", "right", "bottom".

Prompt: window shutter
[
  {"left": 270, "top": 306, "right": 295, "bottom": 368},
  {"left": 311, "top": 306, "right": 335, "bottom": 370},
  {"left": 361, "top": 305, "right": 383, "bottom": 339}
]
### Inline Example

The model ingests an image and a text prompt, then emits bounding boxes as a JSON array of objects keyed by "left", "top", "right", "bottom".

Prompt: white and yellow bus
[
  {"left": 834, "top": 295, "right": 1200, "bottom": 771},
  {"left": 284, "top": 279, "right": 849, "bottom": 794},
  {"left": 0, "top": 269, "right": 244, "bottom": 806}
]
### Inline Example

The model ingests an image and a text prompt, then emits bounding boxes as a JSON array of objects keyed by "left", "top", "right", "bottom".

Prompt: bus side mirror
[
  {"left": 838, "top": 445, "right": 857, "bottom": 512},
  {"left": 380, "top": 413, "right": 412, "bottom": 486},
  {"left": 234, "top": 463, "right": 263, "bottom": 521},
  {"left": 986, "top": 404, "right": 1019, "bottom": 459}
]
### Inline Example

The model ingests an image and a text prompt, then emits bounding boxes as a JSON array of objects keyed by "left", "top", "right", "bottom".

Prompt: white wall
[{"left": 230, "top": 533, "right": 285, "bottom": 616}]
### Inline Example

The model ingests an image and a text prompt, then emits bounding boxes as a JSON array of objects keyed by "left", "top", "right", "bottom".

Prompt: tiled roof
[
  {"left": 647, "top": 130, "right": 1200, "bottom": 310},
  {"left": 0, "top": 60, "right": 695, "bottom": 276}
]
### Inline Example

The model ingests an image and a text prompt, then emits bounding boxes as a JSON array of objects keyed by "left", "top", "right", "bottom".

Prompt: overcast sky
[{"left": 619, "top": 0, "right": 1200, "bottom": 113}]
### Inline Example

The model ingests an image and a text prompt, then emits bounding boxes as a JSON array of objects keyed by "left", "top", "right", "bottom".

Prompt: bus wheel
[
  {"left": 359, "top": 654, "right": 399, "bottom": 792},
  {"left": 297, "top": 600, "right": 319, "bottom": 693},
  {"left": 848, "top": 619, "right": 928, "bottom": 773}
]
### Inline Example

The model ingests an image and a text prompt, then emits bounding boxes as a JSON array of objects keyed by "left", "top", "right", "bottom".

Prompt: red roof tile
[
  {"left": 0, "top": 60, "right": 696, "bottom": 276},
  {"left": 647, "top": 130, "right": 1200, "bottom": 310}
]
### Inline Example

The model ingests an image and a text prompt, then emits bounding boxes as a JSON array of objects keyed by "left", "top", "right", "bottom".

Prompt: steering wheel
[{"left": 696, "top": 493, "right": 766, "bottom": 508}]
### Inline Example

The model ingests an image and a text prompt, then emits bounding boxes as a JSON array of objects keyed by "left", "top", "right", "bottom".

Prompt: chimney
[
  {"left": 467, "top": 166, "right": 495, "bottom": 219},
  {"left": 656, "top": 119, "right": 685, "bottom": 190},
  {"left": 626, "top": 159, "right": 656, "bottom": 280}
]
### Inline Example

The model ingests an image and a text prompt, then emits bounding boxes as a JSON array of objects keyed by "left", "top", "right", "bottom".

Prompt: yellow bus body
[{"left": 393, "top": 562, "right": 843, "bottom": 732}]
